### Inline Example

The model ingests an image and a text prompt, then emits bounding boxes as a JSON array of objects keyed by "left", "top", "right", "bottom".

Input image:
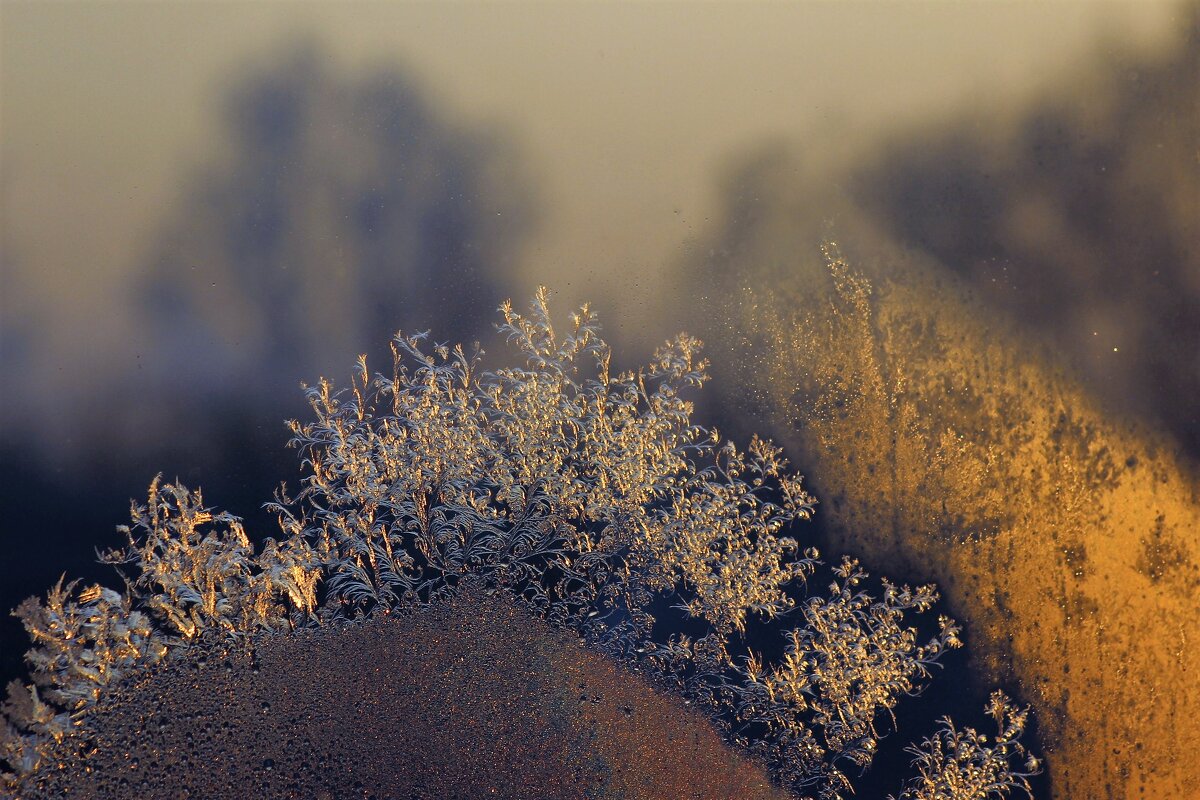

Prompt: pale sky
[{"left": 0, "top": 0, "right": 1182, "bottom": 440}]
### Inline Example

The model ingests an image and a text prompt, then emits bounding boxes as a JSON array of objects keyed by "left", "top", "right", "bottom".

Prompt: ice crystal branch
[
  {"left": 101, "top": 477, "right": 320, "bottom": 641},
  {"left": 889, "top": 692, "right": 1039, "bottom": 800},
  {"left": 0, "top": 579, "right": 166, "bottom": 779},
  {"left": 725, "top": 558, "right": 963, "bottom": 797}
]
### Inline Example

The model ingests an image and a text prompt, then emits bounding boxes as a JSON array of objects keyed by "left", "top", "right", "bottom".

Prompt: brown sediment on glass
[{"left": 25, "top": 589, "right": 791, "bottom": 800}]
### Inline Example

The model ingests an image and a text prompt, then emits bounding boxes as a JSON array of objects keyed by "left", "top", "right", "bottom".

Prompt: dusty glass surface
[{"left": 1, "top": 3, "right": 1195, "bottom": 798}]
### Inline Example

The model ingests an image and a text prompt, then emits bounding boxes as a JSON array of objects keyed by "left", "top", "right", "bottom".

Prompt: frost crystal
[{"left": 2, "top": 289, "right": 1037, "bottom": 799}]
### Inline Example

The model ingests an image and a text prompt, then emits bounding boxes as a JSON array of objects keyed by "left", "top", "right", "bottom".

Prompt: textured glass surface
[{"left": 1, "top": 4, "right": 1194, "bottom": 798}]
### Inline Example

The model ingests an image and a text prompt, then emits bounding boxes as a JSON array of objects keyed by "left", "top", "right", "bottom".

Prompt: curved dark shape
[{"left": 23, "top": 591, "right": 788, "bottom": 800}]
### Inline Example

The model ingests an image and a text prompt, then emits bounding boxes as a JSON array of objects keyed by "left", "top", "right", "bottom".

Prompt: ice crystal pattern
[{"left": 1, "top": 289, "right": 1037, "bottom": 799}]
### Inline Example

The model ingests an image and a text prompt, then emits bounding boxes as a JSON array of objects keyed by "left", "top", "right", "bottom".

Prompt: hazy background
[{"left": 0, "top": 2, "right": 1192, "bottom": 789}]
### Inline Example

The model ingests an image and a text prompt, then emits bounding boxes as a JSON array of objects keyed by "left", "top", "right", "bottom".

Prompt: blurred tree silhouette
[
  {"left": 850, "top": 11, "right": 1199, "bottom": 459},
  {"left": 139, "top": 41, "right": 533, "bottom": 421}
]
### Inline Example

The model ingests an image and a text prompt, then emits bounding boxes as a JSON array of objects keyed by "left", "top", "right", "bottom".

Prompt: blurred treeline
[{"left": 851, "top": 14, "right": 1199, "bottom": 458}]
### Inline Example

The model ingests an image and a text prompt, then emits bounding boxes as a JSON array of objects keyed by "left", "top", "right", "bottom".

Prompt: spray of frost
[{"left": 1, "top": 290, "right": 1038, "bottom": 800}]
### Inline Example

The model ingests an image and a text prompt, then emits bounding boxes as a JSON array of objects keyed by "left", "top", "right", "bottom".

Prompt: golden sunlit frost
[{"left": 688, "top": 233, "right": 1199, "bottom": 798}]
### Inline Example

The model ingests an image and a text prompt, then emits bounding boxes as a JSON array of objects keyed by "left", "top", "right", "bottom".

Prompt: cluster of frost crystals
[
  {"left": 280, "top": 287, "right": 816, "bottom": 641},
  {"left": 100, "top": 478, "right": 321, "bottom": 641},
  {"left": 2, "top": 289, "right": 1038, "bottom": 800},
  {"left": 1, "top": 480, "right": 321, "bottom": 786},
  {"left": 0, "top": 579, "right": 167, "bottom": 776},
  {"left": 890, "top": 692, "right": 1040, "bottom": 800},
  {"left": 278, "top": 289, "right": 1034, "bottom": 798},
  {"left": 725, "top": 557, "right": 965, "bottom": 798}
]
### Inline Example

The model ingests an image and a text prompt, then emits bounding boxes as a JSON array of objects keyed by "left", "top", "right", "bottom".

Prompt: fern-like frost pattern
[{"left": 1, "top": 289, "right": 1037, "bottom": 799}]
